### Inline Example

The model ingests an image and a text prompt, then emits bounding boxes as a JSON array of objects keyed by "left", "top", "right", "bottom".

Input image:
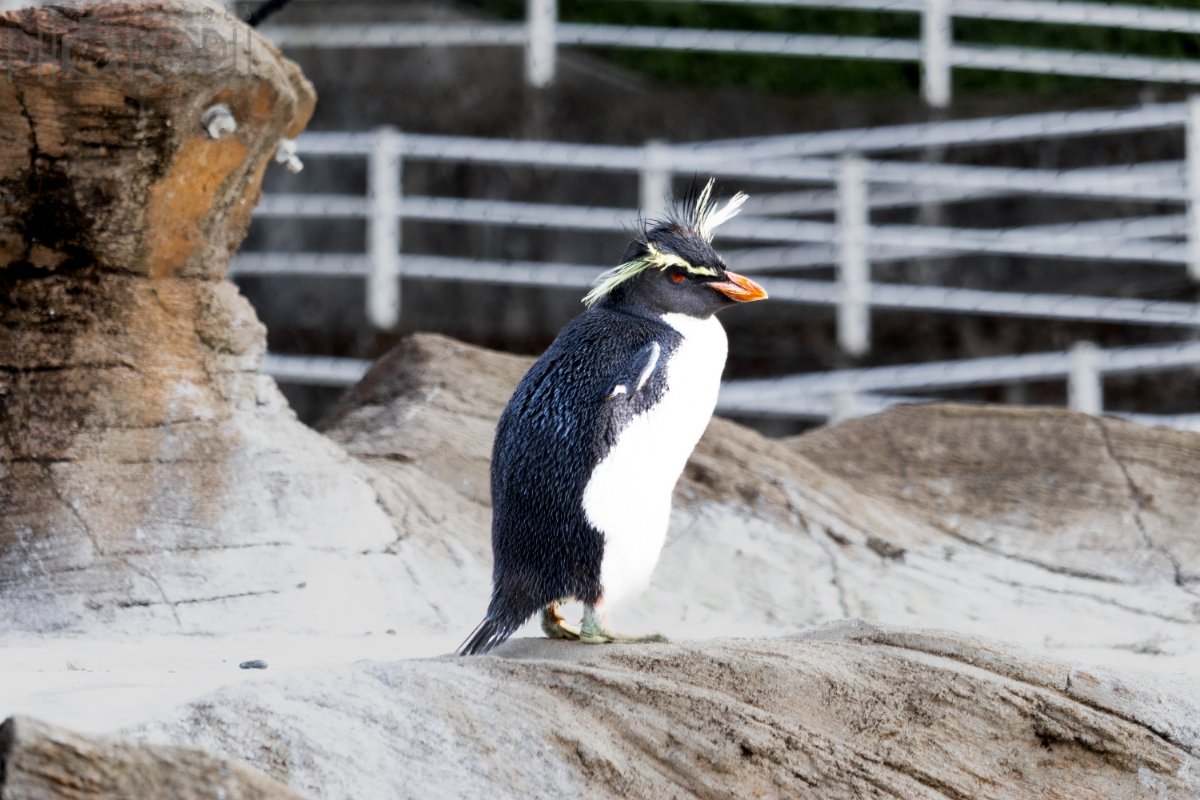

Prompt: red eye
[{"left": 670, "top": 272, "right": 685, "bottom": 284}]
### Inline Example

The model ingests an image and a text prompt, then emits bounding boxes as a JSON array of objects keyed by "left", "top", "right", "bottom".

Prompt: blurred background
[{"left": 226, "top": 0, "right": 1200, "bottom": 436}]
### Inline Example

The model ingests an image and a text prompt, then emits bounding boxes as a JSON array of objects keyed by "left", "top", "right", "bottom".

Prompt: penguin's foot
[
  {"left": 579, "top": 603, "right": 668, "bottom": 645},
  {"left": 540, "top": 604, "right": 580, "bottom": 641},
  {"left": 579, "top": 627, "right": 668, "bottom": 645}
]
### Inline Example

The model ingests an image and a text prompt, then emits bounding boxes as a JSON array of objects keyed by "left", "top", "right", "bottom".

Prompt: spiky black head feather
[{"left": 586, "top": 179, "right": 765, "bottom": 318}]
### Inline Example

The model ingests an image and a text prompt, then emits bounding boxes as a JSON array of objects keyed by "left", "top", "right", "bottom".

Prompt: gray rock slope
[
  {"left": 7, "top": 2, "right": 1197, "bottom": 796},
  {"left": 138, "top": 621, "right": 1200, "bottom": 800},
  {"left": 318, "top": 334, "right": 1200, "bottom": 668}
]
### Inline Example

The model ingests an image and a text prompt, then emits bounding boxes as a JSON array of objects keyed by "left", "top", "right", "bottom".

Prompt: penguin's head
[{"left": 583, "top": 179, "right": 767, "bottom": 319}]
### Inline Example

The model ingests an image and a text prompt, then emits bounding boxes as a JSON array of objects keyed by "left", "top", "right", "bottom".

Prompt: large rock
[
  {"left": 3, "top": 3, "right": 1196, "bottom": 668},
  {"left": 319, "top": 333, "right": 1200, "bottom": 670},
  {"left": 10, "top": 324, "right": 1198, "bottom": 796},
  {"left": 2, "top": 5, "right": 1199, "bottom": 796},
  {"left": 135, "top": 621, "right": 1200, "bottom": 800},
  {"left": 789, "top": 404, "right": 1199, "bottom": 585},
  {"left": 1, "top": 715, "right": 305, "bottom": 800},
  {"left": 0, "top": 0, "right": 400, "bottom": 636}
]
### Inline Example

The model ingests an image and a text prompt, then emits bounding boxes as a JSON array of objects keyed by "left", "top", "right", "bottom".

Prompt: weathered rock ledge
[
  {"left": 0, "top": 0, "right": 400, "bottom": 637},
  {"left": 127, "top": 621, "right": 1200, "bottom": 799},
  {"left": 1, "top": 715, "right": 304, "bottom": 800},
  {"left": 2, "top": 2, "right": 1199, "bottom": 798},
  {"left": 313, "top": 333, "right": 1200, "bottom": 669}
]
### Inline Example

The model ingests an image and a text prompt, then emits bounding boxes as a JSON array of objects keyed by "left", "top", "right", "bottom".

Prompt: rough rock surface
[
  {"left": 789, "top": 404, "right": 1200, "bottom": 586},
  {"left": 1, "top": 714, "right": 305, "bottom": 800},
  {"left": 320, "top": 333, "right": 1200, "bottom": 670},
  {"left": 136, "top": 621, "right": 1200, "bottom": 800},
  {"left": 2, "top": 2, "right": 1196, "bottom": 663},
  {"left": 0, "top": 0, "right": 401, "bottom": 636},
  {"left": 2, "top": 3, "right": 1200, "bottom": 796}
]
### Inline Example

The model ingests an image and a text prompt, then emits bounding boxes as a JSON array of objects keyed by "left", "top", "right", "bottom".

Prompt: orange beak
[{"left": 709, "top": 270, "right": 768, "bottom": 303}]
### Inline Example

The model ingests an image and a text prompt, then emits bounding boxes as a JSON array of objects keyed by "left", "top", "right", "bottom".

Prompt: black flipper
[{"left": 602, "top": 341, "right": 662, "bottom": 401}]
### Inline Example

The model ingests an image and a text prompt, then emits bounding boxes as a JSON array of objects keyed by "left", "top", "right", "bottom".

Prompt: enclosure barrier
[
  {"left": 229, "top": 3, "right": 1200, "bottom": 425},
  {"left": 257, "top": 0, "right": 1200, "bottom": 107},
  {"left": 237, "top": 99, "right": 1200, "bottom": 343},
  {"left": 261, "top": 339, "right": 1200, "bottom": 430},
  {"left": 235, "top": 97, "right": 1200, "bottom": 423}
]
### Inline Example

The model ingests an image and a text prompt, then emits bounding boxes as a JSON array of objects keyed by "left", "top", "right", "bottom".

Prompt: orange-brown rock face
[
  {"left": 0, "top": 1, "right": 313, "bottom": 277},
  {"left": 0, "top": 1, "right": 398, "bottom": 635}
]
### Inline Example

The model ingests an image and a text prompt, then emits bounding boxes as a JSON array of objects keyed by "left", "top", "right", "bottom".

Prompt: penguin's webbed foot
[
  {"left": 540, "top": 604, "right": 580, "bottom": 641},
  {"left": 579, "top": 603, "right": 668, "bottom": 645}
]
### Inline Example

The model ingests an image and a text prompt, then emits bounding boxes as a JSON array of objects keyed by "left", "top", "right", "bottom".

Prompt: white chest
[{"left": 582, "top": 313, "right": 727, "bottom": 607}]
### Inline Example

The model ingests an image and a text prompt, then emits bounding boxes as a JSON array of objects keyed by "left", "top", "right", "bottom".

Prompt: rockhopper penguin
[{"left": 459, "top": 180, "right": 767, "bottom": 656}]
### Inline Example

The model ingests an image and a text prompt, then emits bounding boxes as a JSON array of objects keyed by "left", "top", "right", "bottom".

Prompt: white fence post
[
  {"left": 837, "top": 154, "right": 870, "bottom": 356},
  {"left": 639, "top": 139, "right": 670, "bottom": 220},
  {"left": 832, "top": 391, "right": 861, "bottom": 423},
  {"left": 526, "top": 0, "right": 557, "bottom": 88},
  {"left": 921, "top": 0, "right": 952, "bottom": 108},
  {"left": 368, "top": 127, "right": 402, "bottom": 330},
  {"left": 1067, "top": 341, "right": 1102, "bottom": 415},
  {"left": 1187, "top": 94, "right": 1200, "bottom": 281}
]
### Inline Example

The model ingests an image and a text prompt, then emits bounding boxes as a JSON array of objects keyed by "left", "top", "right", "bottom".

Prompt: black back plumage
[
  {"left": 458, "top": 308, "right": 680, "bottom": 655},
  {"left": 459, "top": 181, "right": 762, "bottom": 655}
]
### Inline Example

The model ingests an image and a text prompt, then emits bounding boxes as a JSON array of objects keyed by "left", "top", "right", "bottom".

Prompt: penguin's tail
[{"left": 457, "top": 613, "right": 522, "bottom": 656}]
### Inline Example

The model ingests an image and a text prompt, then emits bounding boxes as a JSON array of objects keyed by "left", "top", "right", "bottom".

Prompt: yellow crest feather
[{"left": 582, "top": 178, "right": 746, "bottom": 306}]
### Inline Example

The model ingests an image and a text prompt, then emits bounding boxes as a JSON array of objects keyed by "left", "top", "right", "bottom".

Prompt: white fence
[
  {"left": 261, "top": 341, "right": 1200, "bottom": 431},
  {"left": 256, "top": 0, "right": 1200, "bottom": 107},
  {"left": 235, "top": 97, "right": 1200, "bottom": 428}
]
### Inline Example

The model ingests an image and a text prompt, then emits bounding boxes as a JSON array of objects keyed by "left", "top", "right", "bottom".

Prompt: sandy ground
[
  {"left": 4, "top": 621, "right": 1197, "bottom": 739},
  {"left": 0, "top": 633, "right": 443, "bottom": 733}
]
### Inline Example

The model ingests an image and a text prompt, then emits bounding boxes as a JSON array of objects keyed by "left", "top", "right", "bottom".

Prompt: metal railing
[
  {"left": 261, "top": 340, "right": 1200, "bottom": 431},
  {"left": 238, "top": 99, "right": 1200, "bottom": 329},
  {"left": 236, "top": 97, "right": 1200, "bottom": 427},
  {"left": 256, "top": 0, "right": 1200, "bottom": 107}
]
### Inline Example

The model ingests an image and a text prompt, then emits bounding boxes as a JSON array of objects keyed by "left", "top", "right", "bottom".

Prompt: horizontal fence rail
[
  {"left": 259, "top": 341, "right": 1200, "bottom": 430},
  {"left": 232, "top": 253, "right": 1200, "bottom": 329},
  {"left": 252, "top": 195, "right": 1188, "bottom": 262},
  {"left": 296, "top": 101, "right": 1194, "bottom": 156},
  {"left": 637, "top": 0, "right": 1200, "bottom": 35},
  {"left": 237, "top": 96, "right": 1200, "bottom": 424},
  {"left": 719, "top": 340, "right": 1200, "bottom": 400},
  {"left": 696, "top": 102, "right": 1194, "bottom": 157},
  {"left": 257, "top": 0, "right": 1200, "bottom": 105}
]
